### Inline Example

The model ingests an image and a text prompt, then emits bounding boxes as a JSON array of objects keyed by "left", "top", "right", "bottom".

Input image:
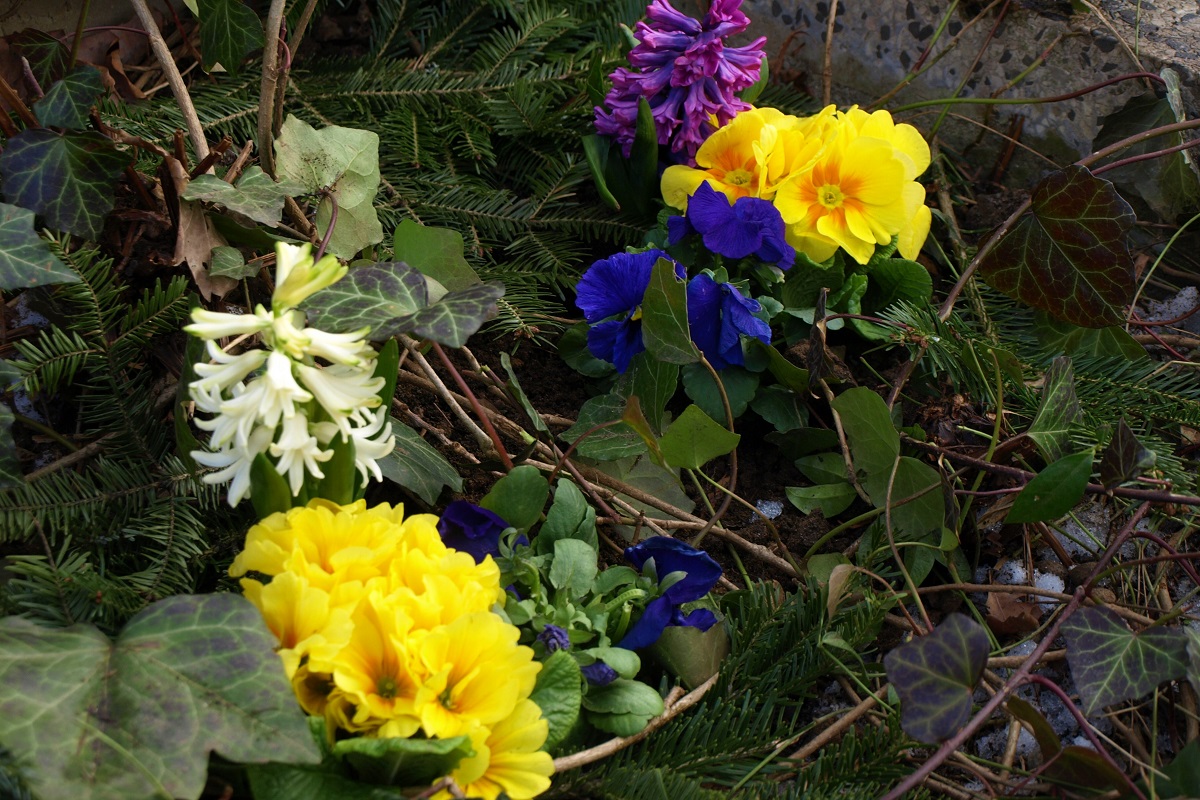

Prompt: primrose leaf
[
  {"left": 659, "top": 404, "right": 740, "bottom": 470},
  {"left": 829, "top": 387, "right": 900, "bottom": 504},
  {"left": 1099, "top": 418, "right": 1156, "bottom": 488},
  {"left": 530, "top": 651, "right": 583, "bottom": 751},
  {"left": 378, "top": 418, "right": 463, "bottom": 504},
  {"left": 0, "top": 130, "right": 128, "bottom": 239},
  {"left": 182, "top": 167, "right": 305, "bottom": 226},
  {"left": 1026, "top": 356, "right": 1082, "bottom": 463},
  {"left": 333, "top": 735, "right": 471, "bottom": 787},
  {"left": 33, "top": 65, "right": 105, "bottom": 129},
  {"left": 0, "top": 203, "right": 79, "bottom": 290},
  {"left": 978, "top": 165, "right": 1135, "bottom": 328},
  {"left": 247, "top": 762, "right": 410, "bottom": 800},
  {"left": 641, "top": 258, "right": 700, "bottom": 365},
  {"left": 1062, "top": 605, "right": 1188, "bottom": 715},
  {"left": 392, "top": 219, "right": 479, "bottom": 291},
  {"left": 197, "top": 0, "right": 265, "bottom": 76},
  {"left": 480, "top": 464, "right": 548, "bottom": 532},
  {"left": 0, "top": 594, "right": 319, "bottom": 800},
  {"left": 883, "top": 612, "right": 989, "bottom": 744},
  {"left": 861, "top": 257, "right": 932, "bottom": 313},
  {"left": 538, "top": 478, "right": 598, "bottom": 554},
  {"left": 1006, "top": 449, "right": 1093, "bottom": 524}
]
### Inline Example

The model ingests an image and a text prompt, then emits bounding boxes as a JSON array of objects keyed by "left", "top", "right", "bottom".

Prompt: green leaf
[
  {"left": 1032, "top": 313, "right": 1147, "bottom": 360},
  {"left": 558, "top": 322, "right": 613, "bottom": 378},
  {"left": 1099, "top": 418, "right": 1156, "bottom": 488},
  {"left": 379, "top": 282, "right": 503, "bottom": 348},
  {"left": 752, "top": 340, "right": 810, "bottom": 394},
  {"left": 582, "top": 678, "right": 664, "bottom": 716},
  {"left": 739, "top": 55, "right": 769, "bottom": 104},
  {"left": 1006, "top": 449, "right": 1094, "bottom": 524},
  {"left": 549, "top": 538, "right": 598, "bottom": 596},
  {"left": 641, "top": 258, "right": 700, "bottom": 365},
  {"left": 251, "top": 451, "right": 295, "bottom": 516},
  {"left": 392, "top": 219, "right": 479, "bottom": 292},
  {"left": 182, "top": 167, "right": 305, "bottom": 227},
  {"left": 0, "top": 595, "right": 320, "bottom": 800},
  {"left": 333, "top": 735, "right": 471, "bottom": 787},
  {"left": 780, "top": 250, "right": 844, "bottom": 310},
  {"left": 0, "top": 130, "right": 128, "bottom": 239},
  {"left": 0, "top": 203, "right": 80, "bottom": 290},
  {"left": 978, "top": 165, "right": 1135, "bottom": 328},
  {"left": 581, "top": 134, "right": 620, "bottom": 211},
  {"left": 33, "top": 65, "right": 104, "bottom": 129},
  {"left": 197, "top": 0, "right": 264, "bottom": 76},
  {"left": 209, "top": 245, "right": 259, "bottom": 280},
  {"left": 680, "top": 362, "right": 758, "bottom": 421},
  {"left": 588, "top": 646, "right": 641, "bottom": 679},
  {"left": 560, "top": 393, "right": 647, "bottom": 461},
  {"left": 1062, "top": 606, "right": 1188, "bottom": 715},
  {"left": 830, "top": 387, "right": 900, "bottom": 504},
  {"left": 500, "top": 352, "right": 550, "bottom": 434},
  {"left": 530, "top": 650, "right": 582, "bottom": 751},
  {"left": 861, "top": 257, "right": 932, "bottom": 313},
  {"left": 652, "top": 614, "right": 729, "bottom": 689},
  {"left": 1153, "top": 737, "right": 1200, "bottom": 799},
  {"left": 785, "top": 483, "right": 856, "bottom": 517},
  {"left": 537, "top": 478, "right": 598, "bottom": 554},
  {"left": 378, "top": 419, "right": 463, "bottom": 504},
  {"left": 274, "top": 115, "right": 382, "bottom": 259},
  {"left": 882, "top": 613, "right": 989, "bottom": 744},
  {"left": 658, "top": 404, "right": 740, "bottom": 470},
  {"left": 750, "top": 384, "right": 808, "bottom": 432},
  {"left": 316, "top": 431, "right": 357, "bottom": 505},
  {"left": 1007, "top": 697, "right": 1128, "bottom": 793},
  {"left": 480, "top": 464, "right": 548, "bottom": 531},
  {"left": 794, "top": 452, "right": 847, "bottom": 485},
  {"left": 248, "top": 763, "right": 410, "bottom": 800},
  {"left": 0, "top": 400, "right": 20, "bottom": 489},
  {"left": 617, "top": 352, "right": 678, "bottom": 435},
  {"left": 1026, "top": 356, "right": 1082, "bottom": 463},
  {"left": 887, "top": 456, "right": 944, "bottom": 539}
]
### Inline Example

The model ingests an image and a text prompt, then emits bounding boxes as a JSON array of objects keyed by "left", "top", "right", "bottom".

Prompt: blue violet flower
[
  {"left": 537, "top": 624, "right": 571, "bottom": 653},
  {"left": 619, "top": 536, "right": 722, "bottom": 650},
  {"left": 686, "top": 273, "right": 772, "bottom": 370},
  {"left": 667, "top": 181, "right": 794, "bottom": 268},
  {"left": 575, "top": 249, "right": 684, "bottom": 373},
  {"left": 437, "top": 500, "right": 511, "bottom": 563}
]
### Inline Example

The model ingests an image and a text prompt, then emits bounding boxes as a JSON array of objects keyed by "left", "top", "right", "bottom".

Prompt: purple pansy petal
[
  {"left": 618, "top": 595, "right": 675, "bottom": 650},
  {"left": 672, "top": 606, "right": 719, "bottom": 632},
  {"left": 577, "top": 249, "right": 682, "bottom": 373},
  {"left": 581, "top": 661, "right": 620, "bottom": 687},
  {"left": 625, "top": 536, "right": 722, "bottom": 605},
  {"left": 687, "top": 275, "right": 770, "bottom": 370},
  {"left": 437, "top": 501, "right": 510, "bottom": 562},
  {"left": 667, "top": 215, "right": 694, "bottom": 245}
]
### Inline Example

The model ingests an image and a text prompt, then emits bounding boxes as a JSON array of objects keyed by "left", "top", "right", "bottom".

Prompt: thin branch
[{"left": 257, "top": 0, "right": 287, "bottom": 177}]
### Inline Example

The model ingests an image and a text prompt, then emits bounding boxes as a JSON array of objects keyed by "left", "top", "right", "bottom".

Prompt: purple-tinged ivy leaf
[
  {"left": 883, "top": 613, "right": 989, "bottom": 744},
  {"left": 1007, "top": 697, "right": 1127, "bottom": 792},
  {"left": 1062, "top": 605, "right": 1188, "bottom": 715},
  {"left": 33, "top": 65, "right": 105, "bottom": 130},
  {"left": 1099, "top": 418, "right": 1156, "bottom": 488},
  {"left": 978, "top": 165, "right": 1135, "bottom": 328},
  {"left": 0, "top": 203, "right": 79, "bottom": 290}
]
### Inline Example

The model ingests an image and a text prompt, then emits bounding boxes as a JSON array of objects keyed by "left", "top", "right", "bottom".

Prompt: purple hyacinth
[{"left": 594, "top": 0, "right": 766, "bottom": 165}]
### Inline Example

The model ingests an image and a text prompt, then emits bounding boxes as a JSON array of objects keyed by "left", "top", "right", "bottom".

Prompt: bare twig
[{"left": 257, "top": 0, "right": 288, "bottom": 177}]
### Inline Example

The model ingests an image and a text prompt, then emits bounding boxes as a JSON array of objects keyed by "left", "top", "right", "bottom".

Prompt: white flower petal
[{"left": 185, "top": 307, "right": 271, "bottom": 341}]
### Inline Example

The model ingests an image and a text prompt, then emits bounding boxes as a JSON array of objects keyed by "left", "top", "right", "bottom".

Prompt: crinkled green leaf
[
  {"left": 480, "top": 464, "right": 548, "bottom": 532},
  {"left": 537, "top": 478, "right": 597, "bottom": 554},
  {"left": 883, "top": 613, "right": 989, "bottom": 744},
  {"left": 530, "top": 650, "right": 582, "bottom": 751},
  {"left": 33, "top": 65, "right": 105, "bottom": 129},
  {"left": 0, "top": 130, "right": 128, "bottom": 239},
  {"left": 392, "top": 219, "right": 479, "bottom": 292},
  {"left": 333, "top": 735, "right": 471, "bottom": 787},
  {"left": 182, "top": 167, "right": 305, "bottom": 227},
  {"left": 549, "top": 538, "right": 598, "bottom": 596},
  {"left": 1006, "top": 449, "right": 1094, "bottom": 524},
  {"left": 208, "top": 245, "right": 259, "bottom": 280},
  {"left": 197, "top": 0, "right": 264, "bottom": 76},
  {"left": 659, "top": 404, "right": 740, "bottom": 470},
  {"left": 1026, "top": 356, "right": 1082, "bottom": 463},
  {"left": 978, "top": 165, "right": 1135, "bottom": 328},
  {"left": 0, "top": 595, "right": 319, "bottom": 800},
  {"left": 1099, "top": 418, "right": 1156, "bottom": 488},
  {"left": 1063, "top": 605, "right": 1188, "bottom": 715},
  {"left": 561, "top": 393, "right": 647, "bottom": 461},
  {"left": 829, "top": 387, "right": 900, "bottom": 505},
  {"left": 641, "top": 257, "right": 699, "bottom": 365},
  {"left": 377, "top": 418, "right": 462, "bottom": 504},
  {"left": 861, "top": 257, "right": 932, "bottom": 313},
  {"left": 786, "top": 483, "right": 855, "bottom": 517},
  {"left": 0, "top": 203, "right": 79, "bottom": 290}
]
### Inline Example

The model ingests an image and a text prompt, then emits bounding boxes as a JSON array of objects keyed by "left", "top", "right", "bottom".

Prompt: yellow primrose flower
[
  {"left": 415, "top": 612, "right": 540, "bottom": 739},
  {"left": 438, "top": 700, "right": 554, "bottom": 800},
  {"left": 240, "top": 570, "right": 355, "bottom": 679},
  {"left": 292, "top": 666, "right": 337, "bottom": 717},
  {"left": 326, "top": 590, "right": 424, "bottom": 736},
  {"left": 661, "top": 107, "right": 823, "bottom": 209}
]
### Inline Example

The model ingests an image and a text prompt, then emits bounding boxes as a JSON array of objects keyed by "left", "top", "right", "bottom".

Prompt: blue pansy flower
[
  {"left": 575, "top": 249, "right": 684, "bottom": 373},
  {"left": 619, "top": 536, "right": 722, "bottom": 650},
  {"left": 667, "top": 182, "right": 794, "bottom": 269},
  {"left": 537, "top": 624, "right": 571, "bottom": 653},
  {"left": 437, "top": 500, "right": 511, "bottom": 563},
  {"left": 581, "top": 661, "right": 619, "bottom": 687},
  {"left": 686, "top": 273, "right": 772, "bottom": 370}
]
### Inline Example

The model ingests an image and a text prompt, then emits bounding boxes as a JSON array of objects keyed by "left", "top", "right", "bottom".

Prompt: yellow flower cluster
[
  {"left": 230, "top": 499, "right": 553, "bottom": 800},
  {"left": 661, "top": 105, "right": 932, "bottom": 266}
]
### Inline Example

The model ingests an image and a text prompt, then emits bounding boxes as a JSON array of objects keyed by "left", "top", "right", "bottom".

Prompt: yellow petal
[{"left": 661, "top": 166, "right": 708, "bottom": 210}]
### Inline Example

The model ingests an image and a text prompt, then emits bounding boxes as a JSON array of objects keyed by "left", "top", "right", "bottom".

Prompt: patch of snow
[
  {"left": 1032, "top": 571, "right": 1065, "bottom": 612},
  {"left": 756, "top": 499, "right": 783, "bottom": 520}
]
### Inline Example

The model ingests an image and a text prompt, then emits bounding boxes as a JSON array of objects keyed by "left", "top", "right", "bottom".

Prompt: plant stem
[
  {"left": 130, "top": 0, "right": 210, "bottom": 165},
  {"left": 257, "top": 0, "right": 288, "bottom": 177},
  {"left": 70, "top": 0, "right": 92, "bottom": 68}
]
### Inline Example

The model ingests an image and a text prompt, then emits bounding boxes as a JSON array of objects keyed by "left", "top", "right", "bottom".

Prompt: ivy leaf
[
  {"left": 641, "top": 257, "right": 700, "bottom": 365},
  {"left": 8, "top": 30, "right": 70, "bottom": 88},
  {"left": 0, "top": 130, "right": 129, "bottom": 239},
  {"left": 0, "top": 594, "right": 319, "bottom": 800},
  {"left": 658, "top": 404, "right": 740, "bottom": 470},
  {"left": 1007, "top": 697, "right": 1128, "bottom": 792},
  {"left": 978, "top": 165, "right": 1135, "bottom": 328},
  {"left": 378, "top": 418, "right": 463, "bottom": 505},
  {"left": 883, "top": 613, "right": 989, "bottom": 744},
  {"left": 209, "top": 245, "right": 260, "bottom": 280},
  {"left": 0, "top": 203, "right": 80, "bottom": 290},
  {"left": 196, "top": 0, "right": 264, "bottom": 76},
  {"left": 317, "top": 196, "right": 384, "bottom": 261},
  {"left": 680, "top": 362, "right": 758, "bottom": 422},
  {"left": 1032, "top": 313, "right": 1147, "bottom": 361},
  {"left": 1026, "top": 356, "right": 1082, "bottom": 463},
  {"left": 1099, "top": 418, "right": 1156, "bottom": 488},
  {"left": 392, "top": 219, "right": 479, "bottom": 292},
  {"left": 33, "top": 65, "right": 105, "bottom": 129},
  {"left": 1006, "top": 449, "right": 1094, "bottom": 524},
  {"left": 617, "top": 352, "right": 678, "bottom": 435},
  {"left": 376, "top": 282, "right": 503, "bottom": 347},
  {"left": 530, "top": 650, "right": 583, "bottom": 751},
  {"left": 1062, "top": 606, "right": 1188, "bottom": 715},
  {"left": 887, "top": 456, "right": 944, "bottom": 538},
  {"left": 182, "top": 166, "right": 305, "bottom": 226}
]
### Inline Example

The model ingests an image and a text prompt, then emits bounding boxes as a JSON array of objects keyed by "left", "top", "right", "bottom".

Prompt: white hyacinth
[{"left": 185, "top": 242, "right": 393, "bottom": 506}]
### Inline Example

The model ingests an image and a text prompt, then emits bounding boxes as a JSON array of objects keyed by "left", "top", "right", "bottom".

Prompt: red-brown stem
[
  {"left": 430, "top": 342, "right": 514, "bottom": 470},
  {"left": 1093, "top": 137, "right": 1200, "bottom": 176}
]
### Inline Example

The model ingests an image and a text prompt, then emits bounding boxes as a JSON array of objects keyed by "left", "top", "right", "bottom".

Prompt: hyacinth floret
[{"left": 595, "top": 0, "right": 765, "bottom": 164}]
